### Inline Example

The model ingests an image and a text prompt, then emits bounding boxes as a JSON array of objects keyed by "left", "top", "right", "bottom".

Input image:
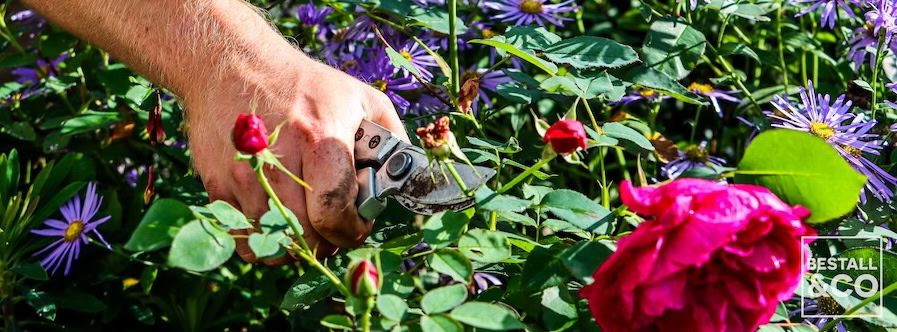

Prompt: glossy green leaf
[
  {"left": 207, "top": 200, "right": 252, "bottom": 230},
  {"left": 423, "top": 211, "right": 469, "bottom": 249},
  {"left": 719, "top": 43, "right": 760, "bottom": 62},
  {"left": 167, "top": 219, "right": 235, "bottom": 272},
  {"left": 543, "top": 36, "right": 639, "bottom": 69},
  {"left": 602, "top": 122, "right": 654, "bottom": 153},
  {"left": 125, "top": 199, "right": 194, "bottom": 252},
  {"left": 409, "top": 8, "right": 467, "bottom": 34},
  {"left": 421, "top": 315, "right": 464, "bottom": 332},
  {"left": 458, "top": 229, "right": 511, "bottom": 263},
  {"left": 386, "top": 47, "right": 422, "bottom": 77},
  {"left": 422, "top": 284, "right": 468, "bottom": 314},
  {"left": 377, "top": 294, "right": 409, "bottom": 322},
  {"left": 469, "top": 37, "right": 558, "bottom": 75},
  {"left": 321, "top": 315, "right": 354, "bottom": 330},
  {"left": 542, "top": 190, "right": 611, "bottom": 233},
  {"left": 642, "top": 17, "right": 706, "bottom": 79},
  {"left": 429, "top": 249, "right": 473, "bottom": 283},
  {"left": 450, "top": 302, "right": 525, "bottom": 330},
  {"left": 475, "top": 186, "right": 532, "bottom": 212},
  {"left": 735, "top": 130, "right": 866, "bottom": 223},
  {"left": 615, "top": 65, "right": 703, "bottom": 104}
]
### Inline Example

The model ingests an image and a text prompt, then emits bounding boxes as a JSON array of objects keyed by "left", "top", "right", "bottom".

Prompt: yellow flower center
[
  {"left": 333, "top": 28, "right": 346, "bottom": 42},
  {"left": 841, "top": 144, "right": 862, "bottom": 157},
  {"left": 372, "top": 80, "right": 388, "bottom": 91},
  {"left": 688, "top": 82, "right": 714, "bottom": 94},
  {"left": 64, "top": 220, "right": 84, "bottom": 242},
  {"left": 400, "top": 51, "right": 413, "bottom": 62},
  {"left": 481, "top": 29, "right": 497, "bottom": 39},
  {"left": 519, "top": 0, "right": 544, "bottom": 14},
  {"left": 809, "top": 121, "right": 834, "bottom": 139},
  {"left": 684, "top": 145, "right": 709, "bottom": 162},
  {"left": 638, "top": 89, "right": 657, "bottom": 97},
  {"left": 341, "top": 59, "right": 359, "bottom": 72}
]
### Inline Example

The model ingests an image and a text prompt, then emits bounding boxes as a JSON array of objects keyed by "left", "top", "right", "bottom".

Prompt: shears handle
[{"left": 353, "top": 120, "right": 402, "bottom": 220}]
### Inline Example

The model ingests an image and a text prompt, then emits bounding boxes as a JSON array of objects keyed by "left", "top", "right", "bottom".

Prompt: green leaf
[
  {"left": 2, "top": 121, "right": 37, "bottom": 141},
  {"left": 719, "top": 42, "right": 760, "bottom": 63},
  {"left": 422, "top": 284, "right": 468, "bottom": 314},
  {"left": 602, "top": 122, "right": 654, "bottom": 153},
  {"left": 735, "top": 130, "right": 867, "bottom": 223},
  {"left": 167, "top": 219, "right": 235, "bottom": 272},
  {"left": 60, "top": 111, "right": 125, "bottom": 136},
  {"left": 560, "top": 240, "right": 615, "bottom": 283},
  {"left": 543, "top": 36, "right": 639, "bottom": 69},
  {"left": 248, "top": 232, "right": 287, "bottom": 259},
  {"left": 141, "top": 266, "right": 158, "bottom": 294},
  {"left": 467, "top": 136, "right": 522, "bottom": 153},
  {"left": 0, "top": 53, "right": 37, "bottom": 69},
  {"left": 521, "top": 243, "right": 571, "bottom": 291},
  {"left": 321, "top": 315, "right": 354, "bottom": 330},
  {"left": 52, "top": 291, "right": 106, "bottom": 313},
  {"left": 207, "top": 200, "right": 252, "bottom": 230},
  {"left": 421, "top": 315, "right": 464, "bottom": 332},
  {"left": 504, "top": 25, "right": 561, "bottom": 51},
  {"left": 25, "top": 290, "right": 56, "bottom": 321},
  {"left": 429, "top": 249, "right": 473, "bottom": 283},
  {"left": 542, "top": 190, "right": 611, "bottom": 233},
  {"left": 423, "top": 211, "right": 470, "bottom": 249},
  {"left": 261, "top": 199, "right": 302, "bottom": 235},
  {"left": 475, "top": 186, "right": 532, "bottom": 212},
  {"left": 386, "top": 47, "right": 422, "bottom": 77},
  {"left": 14, "top": 263, "right": 48, "bottom": 281},
  {"left": 125, "top": 199, "right": 194, "bottom": 252},
  {"left": 450, "top": 302, "right": 526, "bottom": 330},
  {"left": 642, "top": 17, "right": 706, "bottom": 80},
  {"left": 409, "top": 8, "right": 467, "bottom": 34},
  {"left": 280, "top": 256, "right": 347, "bottom": 311},
  {"left": 458, "top": 229, "right": 511, "bottom": 263},
  {"left": 377, "top": 294, "right": 409, "bottom": 322},
  {"left": 836, "top": 248, "right": 897, "bottom": 287},
  {"left": 382, "top": 273, "right": 416, "bottom": 298},
  {"left": 497, "top": 211, "right": 537, "bottom": 227},
  {"left": 614, "top": 65, "right": 703, "bottom": 104},
  {"left": 0, "top": 81, "right": 23, "bottom": 99},
  {"left": 470, "top": 37, "right": 558, "bottom": 75},
  {"left": 541, "top": 286, "right": 578, "bottom": 331}
]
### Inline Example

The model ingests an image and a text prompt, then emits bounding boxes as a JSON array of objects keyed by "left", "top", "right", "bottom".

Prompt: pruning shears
[{"left": 354, "top": 120, "right": 496, "bottom": 220}]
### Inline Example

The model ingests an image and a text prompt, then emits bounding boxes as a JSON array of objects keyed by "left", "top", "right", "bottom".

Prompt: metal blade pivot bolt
[{"left": 386, "top": 151, "right": 413, "bottom": 179}]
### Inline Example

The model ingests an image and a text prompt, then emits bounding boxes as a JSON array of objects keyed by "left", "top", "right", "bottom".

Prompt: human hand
[{"left": 186, "top": 52, "right": 409, "bottom": 264}]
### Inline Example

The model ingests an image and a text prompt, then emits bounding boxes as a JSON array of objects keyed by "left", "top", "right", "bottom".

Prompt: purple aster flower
[
  {"left": 421, "top": 30, "right": 473, "bottom": 52},
  {"left": 387, "top": 35, "right": 439, "bottom": 81},
  {"left": 9, "top": 9, "right": 46, "bottom": 36},
  {"left": 295, "top": 3, "right": 333, "bottom": 40},
  {"left": 472, "top": 272, "right": 503, "bottom": 293},
  {"left": 12, "top": 53, "right": 68, "bottom": 85},
  {"left": 849, "top": 0, "right": 897, "bottom": 70},
  {"left": 460, "top": 65, "right": 514, "bottom": 113},
  {"left": 790, "top": 297, "right": 848, "bottom": 332},
  {"left": 30, "top": 183, "right": 111, "bottom": 276},
  {"left": 410, "top": 94, "right": 449, "bottom": 115},
  {"left": 661, "top": 142, "right": 726, "bottom": 179},
  {"left": 609, "top": 88, "right": 670, "bottom": 106},
  {"left": 886, "top": 82, "right": 897, "bottom": 109},
  {"left": 320, "top": 28, "right": 361, "bottom": 65},
  {"left": 768, "top": 81, "right": 897, "bottom": 202},
  {"left": 344, "top": 14, "right": 379, "bottom": 41},
  {"left": 688, "top": 82, "right": 741, "bottom": 117},
  {"left": 484, "top": 0, "right": 579, "bottom": 27},
  {"left": 352, "top": 48, "right": 417, "bottom": 113},
  {"left": 296, "top": 3, "right": 332, "bottom": 26},
  {"left": 681, "top": 0, "right": 710, "bottom": 10},
  {"left": 791, "top": 0, "right": 856, "bottom": 29}
]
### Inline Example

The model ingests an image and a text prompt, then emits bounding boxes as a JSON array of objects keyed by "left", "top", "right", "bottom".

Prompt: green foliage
[{"left": 736, "top": 130, "right": 867, "bottom": 223}]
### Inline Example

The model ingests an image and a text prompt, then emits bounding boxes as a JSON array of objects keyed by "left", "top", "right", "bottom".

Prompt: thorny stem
[
  {"left": 255, "top": 166, "right": 350, "bottom": 296},
  {"left": 581, "top": 98, "right": 600, "bottom": 134},
  {"left": 444, "top": 161, "right": 470, "bottom": 195},
  {"left": 598, "top": 148, "right": 609, "bottom": 209},
  {"left": 499, "top": 156, "right": 554, "bottom": 194},
  {"left": 359, "top": 297, "right": 374, "bottom": 332}
]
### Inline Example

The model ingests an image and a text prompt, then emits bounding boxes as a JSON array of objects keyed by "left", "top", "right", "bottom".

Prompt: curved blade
[{"left": 394, "top": 161, "right": 495, "bottom": 215}]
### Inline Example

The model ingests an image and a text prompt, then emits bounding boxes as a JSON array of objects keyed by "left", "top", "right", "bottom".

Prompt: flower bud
[
  {"left": 146, "top": 92, "right": 165, "bottom": 145},
  {"left": 543, "top": 119, "right": 587, "bottom": 155},
  {"left": 232, "top": 114, "right": 270, "bottom": 154},
  {"left": 347, "top": 259, "right": 379, "bottom": 297}
]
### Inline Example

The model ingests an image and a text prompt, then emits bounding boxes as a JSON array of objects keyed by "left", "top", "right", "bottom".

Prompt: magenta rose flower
[
  {"left": 579, "top": 179, "right": 815, "bottom": 332},
  {"left": 232, "top": 113, "right": 270, "bottom": 154}
]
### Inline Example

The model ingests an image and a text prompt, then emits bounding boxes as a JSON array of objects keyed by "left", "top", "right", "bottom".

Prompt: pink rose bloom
[{"left": 580, "top": 179, "right": 815, "bottom": 332}]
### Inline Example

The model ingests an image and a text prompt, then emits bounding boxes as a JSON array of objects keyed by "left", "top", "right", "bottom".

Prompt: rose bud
[
  {"left": 543, "top": 119, "right": 587, "bottom": 155},
  {"left": 232, "top": 114, "right": 270, "bottom": 154},
  {"left": 579, "top": 179, "right": 815, "bottom": 332},
  {"left": 347, "top": 259, "right": 379, "bottom": 297}
]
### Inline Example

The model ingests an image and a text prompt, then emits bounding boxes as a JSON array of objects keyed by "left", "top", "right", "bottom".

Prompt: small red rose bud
[
  {"left": 232, "top": 114, "right": 270, "bottom": 154},
  {"left": 543, "top": 119, "right": 588, "bottom": 155},
  {"left": 347, "top": 259, "right": 379, "bottom": 297}
]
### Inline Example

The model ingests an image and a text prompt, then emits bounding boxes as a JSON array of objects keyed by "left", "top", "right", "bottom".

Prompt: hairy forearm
[{"left": 19, "top": 0, "right": 312, "bottom": 107}]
